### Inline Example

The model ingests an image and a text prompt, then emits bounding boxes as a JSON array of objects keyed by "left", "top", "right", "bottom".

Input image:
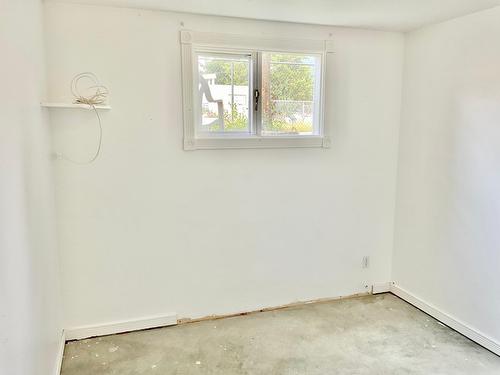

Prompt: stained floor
[{"left": 61, "top": 294, "right": 500, "bottom": 374}]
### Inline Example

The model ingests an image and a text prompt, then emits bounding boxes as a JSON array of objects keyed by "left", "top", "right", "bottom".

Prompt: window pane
[
  {"left": 261, "top": 53, "right": 319, "bottom": 136},
  {"left": 197, "top": 53, "right": 251, "bottom": 134}
]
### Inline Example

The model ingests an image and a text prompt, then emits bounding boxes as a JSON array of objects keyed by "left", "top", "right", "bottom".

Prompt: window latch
[{"left": 254, "top": 89, "right": 260, "bottom": 111}]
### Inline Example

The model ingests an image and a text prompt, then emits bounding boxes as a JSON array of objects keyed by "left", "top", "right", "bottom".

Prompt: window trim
[{"left": 180, "top": 30, "right": 334, "bottom": 150}]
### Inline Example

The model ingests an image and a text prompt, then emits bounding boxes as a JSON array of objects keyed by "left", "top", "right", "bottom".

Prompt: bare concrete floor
[{"left": 62, "top": 294, "right": 500, "bottom": 374}]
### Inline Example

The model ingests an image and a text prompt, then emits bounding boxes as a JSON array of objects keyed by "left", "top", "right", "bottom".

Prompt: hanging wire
[
  {"left": 58, "top": 73, "right": 108, "bottom": 164},
  {"left": 71, "top": 72, "right": 108, "bottom": 105}
]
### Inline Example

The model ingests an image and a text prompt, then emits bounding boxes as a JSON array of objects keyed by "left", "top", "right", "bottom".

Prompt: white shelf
[{"left": 41, "top": 102, "right": 112, "bottom": 110}]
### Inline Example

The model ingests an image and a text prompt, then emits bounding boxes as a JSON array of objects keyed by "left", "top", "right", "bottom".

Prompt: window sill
[{"left": 184, "top": 135, "right": 330, "bottom": 150}]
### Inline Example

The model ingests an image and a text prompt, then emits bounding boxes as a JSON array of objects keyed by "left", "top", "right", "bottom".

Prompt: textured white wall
[
  {"left": 44, "top": 3, "right": 403, "bottom": 329},
  {"left": 0, "top": 1, "right": 63, "bottom": 375},
  {"left": 393, "top": 6, "right": 500, "bottom": 345}
]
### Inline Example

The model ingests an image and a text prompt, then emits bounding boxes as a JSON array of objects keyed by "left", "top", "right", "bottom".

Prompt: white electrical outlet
[{"left": 362, "top": 256, "right": 370, "bottom": 268}]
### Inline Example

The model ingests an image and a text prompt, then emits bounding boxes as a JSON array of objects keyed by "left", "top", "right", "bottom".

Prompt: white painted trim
[
  {"left": 181, "top": 30, "right": 328, "bottom": 53},
  {"left": 371, "top": 282, "right": 392, "bottom": 294},
  {"left": 181, "top": 32, "right": 195, "bottom": 150},
  {"left": 391, "top": 284, "right": 500, "bottom": 356},
  {"left": 65, "top": 313, "right": 177, "bottom": 341},
  {"left": 190, "top": 135, "right": 330, "bottom": 150},
  {"left": 54, "top": 330, "right": 65, "bottom": 375},
  {"left": 180, "top": 30, "right": 331, "bottom": 151}
]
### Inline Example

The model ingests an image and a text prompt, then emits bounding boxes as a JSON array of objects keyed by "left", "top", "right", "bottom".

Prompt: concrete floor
[{"left": 61, "top": 294, "right": 500, "bottom": 374}]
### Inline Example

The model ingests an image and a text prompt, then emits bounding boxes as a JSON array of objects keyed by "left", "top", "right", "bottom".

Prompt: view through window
[
  {"left": 197, "top": 53, "right": 252, "bottom": 134},
  {"left": 261, "top": 53, "right": 319, "bottom": 136},
  {"left": 196, "top": 51, "right": 321, "bottom": 138}
]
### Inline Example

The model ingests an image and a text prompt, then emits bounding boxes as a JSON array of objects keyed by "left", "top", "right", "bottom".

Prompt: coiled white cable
[{"left": 58, "top": 73, "right": 108, "bottom": 165}]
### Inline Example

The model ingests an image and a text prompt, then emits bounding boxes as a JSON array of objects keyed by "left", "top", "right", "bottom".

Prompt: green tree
[
  {"left": 269, "top": 54, "right": 315, "bottom": 101},
  {"left": 204, "top": 55, "right": 314, "bottom": 100},
  {"left": 204, "top": 60, "right": 249, "bottom": 85}
]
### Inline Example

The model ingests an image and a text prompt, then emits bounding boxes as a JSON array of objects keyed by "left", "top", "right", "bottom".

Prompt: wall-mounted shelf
[{"left": 41, "top": 102, "right": 112, "bottom": 110}]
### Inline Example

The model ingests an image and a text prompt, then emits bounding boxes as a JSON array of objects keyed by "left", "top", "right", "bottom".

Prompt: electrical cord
[
  {"left": 57, "top": 73, "right": 108, "bottom": 164},
  {"left": 57, "top": 105, "right": 103, "bottom": 164}
]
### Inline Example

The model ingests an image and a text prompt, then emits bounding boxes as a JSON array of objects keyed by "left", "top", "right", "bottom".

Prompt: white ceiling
[{"left": 52, "top": 0, "right": 500, "bottom": 31}]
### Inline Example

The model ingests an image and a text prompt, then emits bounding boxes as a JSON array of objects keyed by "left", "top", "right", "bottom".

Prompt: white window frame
[{"left": 180, "top": 30, "right": 334, "bottom": 150}]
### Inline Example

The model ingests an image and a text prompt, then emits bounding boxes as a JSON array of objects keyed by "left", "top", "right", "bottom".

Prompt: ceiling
[{"left": 51, "top": 0, "right": 500, "bottom": 31}]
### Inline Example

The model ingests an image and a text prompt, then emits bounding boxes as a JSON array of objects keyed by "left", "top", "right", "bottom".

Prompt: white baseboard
[
  {"left": 65, "top": 313, "right": 178, "bottom": 341},
  {"left": 371, "top": 282, "right": 392, "bottom": 294},
  {"left": 54, "top": 330, "right": 65, "bottom": 375},
  {"left": 391, "top": 284, "right": 500, "bottom": 356}
]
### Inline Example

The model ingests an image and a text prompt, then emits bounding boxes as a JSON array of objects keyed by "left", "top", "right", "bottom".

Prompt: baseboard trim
[
  {"left": 65, "top": 313, "right": 178, "bottom": 341},
  {"left": 390, "top": 283, "right": 500, "bottom": 356},
  {"left": 55, "top": 329, "right": 65, "bottom": 375},
  {"left": 65, "top": 293, "right": 370, "bottom": 340},
  {"left": 371, "top": 282, "right": 392, "bottom": 294}
]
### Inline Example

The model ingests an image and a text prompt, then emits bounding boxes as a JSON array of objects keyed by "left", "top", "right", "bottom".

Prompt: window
[
  {"left": 260, "top": 53, "right": 321, "bottom": 136},
  {"left": 197, "top": 52, "right": 252, "bottom": 135},
  {"left": 181, "top": 31, "right": 333, "bottom": 150}
]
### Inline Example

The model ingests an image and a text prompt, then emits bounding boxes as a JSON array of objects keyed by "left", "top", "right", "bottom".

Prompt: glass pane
[
  {"left": 261, "top": 53, "right": 319, "bottom": 136},
  {"left": 197, "top": 53, "right": 251, "bottom": 134}
]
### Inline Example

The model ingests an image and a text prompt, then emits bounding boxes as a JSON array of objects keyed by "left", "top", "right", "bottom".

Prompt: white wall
[
  {"left": 0, "top": 1, "right": 63, "bottom": 375},
  {"left": 393, "top": 7, "right": 500, "bottom": 345},
  {"left": 44, "top": 2, "right": 404, "bottom": 329}
]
